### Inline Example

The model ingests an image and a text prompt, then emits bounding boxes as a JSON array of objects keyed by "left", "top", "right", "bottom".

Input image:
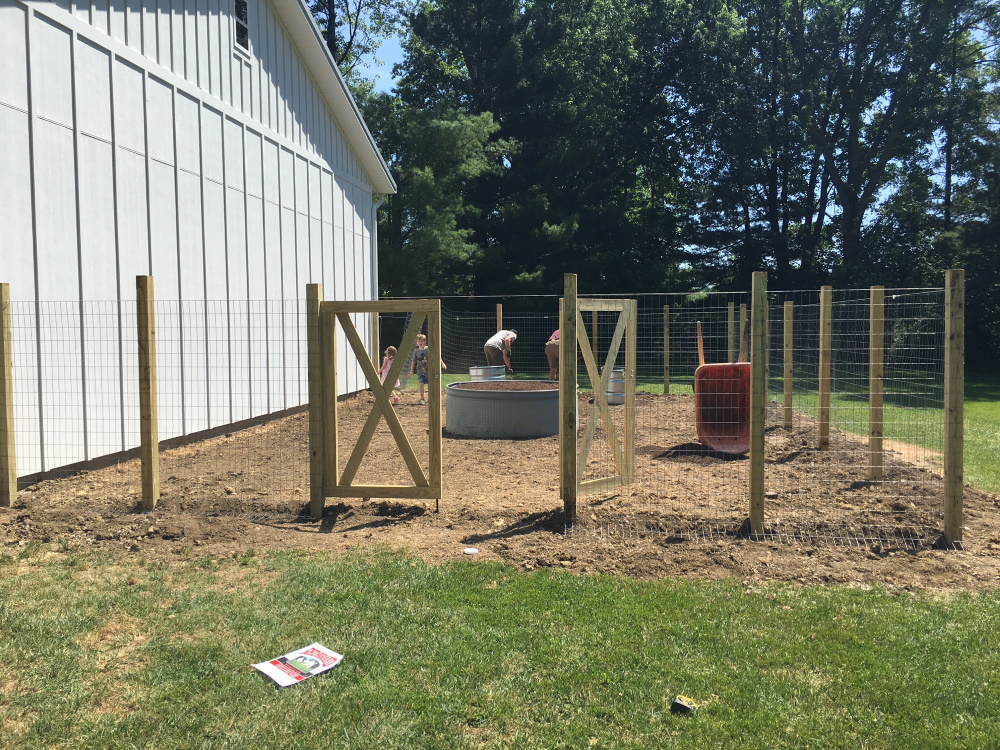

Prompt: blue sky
[{"left": 356, "top": 35, "right": 405, "bottom": 93}]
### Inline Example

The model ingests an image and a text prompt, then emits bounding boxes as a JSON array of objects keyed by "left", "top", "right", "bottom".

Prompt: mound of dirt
[{"left": 4, "top": 391, "right": 1000, "bottom": 590}]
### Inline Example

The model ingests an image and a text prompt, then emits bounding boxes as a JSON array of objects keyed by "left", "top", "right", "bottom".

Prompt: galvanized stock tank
[{"left": 446, "top": 381, "right": 559, "bottom": 438}]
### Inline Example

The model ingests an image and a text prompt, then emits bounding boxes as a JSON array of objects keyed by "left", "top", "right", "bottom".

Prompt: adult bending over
[{"left": 484, "top": 329, "right": 517, "bottom": 373}]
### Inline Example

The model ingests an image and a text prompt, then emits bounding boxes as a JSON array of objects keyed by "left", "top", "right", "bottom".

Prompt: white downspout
[
  {"left": 369, "top": 197, "right": 385, "bottom": 366},
  {"left": 371, "top": 197, "right": 385, "bottom": 301}
]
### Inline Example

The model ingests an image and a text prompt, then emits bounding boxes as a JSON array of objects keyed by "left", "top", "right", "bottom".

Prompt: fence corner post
[
  {"left": 560, "top": 273, "right": 578, "bottom": 524},
  {"left": 136, "top": 275, "right": 159, "bottom": 511},
  {"left": 307, "top": 284, "right": 325, "bottom": 521},
  {"left": 944, "top": 269, "right": 965, "bottom": 547},
  {"left": 749, "top": 272, "right": 767, "bottom": 538},
  {"left": 1, "top": 283, "right": 16, "bottom": 508}
]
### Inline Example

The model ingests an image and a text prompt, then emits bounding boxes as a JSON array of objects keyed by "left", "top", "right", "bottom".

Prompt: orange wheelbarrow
[{"left": 694, "top": 321, "right": 749, "bottom": 455}]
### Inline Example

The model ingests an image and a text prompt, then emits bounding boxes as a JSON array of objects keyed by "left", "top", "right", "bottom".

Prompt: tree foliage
[
  {"left": 310, "top": 0, "right": 411, "bottom": 79},
  {"left": 319, "top": 0, "right": 1000, "bottom": 359}
]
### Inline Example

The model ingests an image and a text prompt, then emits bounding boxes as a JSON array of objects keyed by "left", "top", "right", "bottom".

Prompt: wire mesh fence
[
  {"left": 7, "top": 298, "right": 314, "bottom": 522},
  {"left": 4, "top": 285, "right": 952, "bottom": 547},
  {"left": 376, "top": 288, "right": 948, "bottom": 546}
]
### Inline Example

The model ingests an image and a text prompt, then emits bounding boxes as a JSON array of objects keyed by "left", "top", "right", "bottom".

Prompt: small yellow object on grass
[{"left": 670, "top": 695, "right": 698, "bottom": 715}]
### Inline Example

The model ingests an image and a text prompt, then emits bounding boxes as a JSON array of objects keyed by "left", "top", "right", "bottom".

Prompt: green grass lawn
[
  {"left": 2, "top": 547, "right": 999, "bottom": 749},
  {"left": 962, "top": 372, "right": 1000, "bottom": 493}
]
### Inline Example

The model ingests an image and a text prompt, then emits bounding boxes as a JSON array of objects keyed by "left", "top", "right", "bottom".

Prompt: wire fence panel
[
  {"left": 376, "top": 288, "right": 950, "bottom": 546},
  {"left": 760, "top": 288, "right": 946, "bottom": 545},
  {"left": 5, "top": 287, "right": 953, "bottom": 546},
  {"left": 7, "top": 297, "right": 336, "bottom": 521}
]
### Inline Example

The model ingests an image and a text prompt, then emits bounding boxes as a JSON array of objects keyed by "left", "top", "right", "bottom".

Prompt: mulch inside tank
[{"left": 453, "top": 380, "right": 558, "bottom": 391}]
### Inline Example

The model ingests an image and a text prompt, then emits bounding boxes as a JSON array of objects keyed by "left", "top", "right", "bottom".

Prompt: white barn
[{"left": 0, "top": 0, "right": 395, "bottom": 478}]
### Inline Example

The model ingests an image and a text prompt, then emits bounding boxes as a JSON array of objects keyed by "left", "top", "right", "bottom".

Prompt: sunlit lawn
[{"left": 2, "top": 547, "right": 999, "bottom": 749}]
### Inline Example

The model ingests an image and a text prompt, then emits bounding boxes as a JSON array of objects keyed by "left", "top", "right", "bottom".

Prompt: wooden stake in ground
[
  {"left": 307, "top": 284, "right": 325, "bottom": 519},
  {"left": 944, "top": 269, "right": 965, "bottom": 546},
  {"left": 0, "top": 283, "right": 16, "bottom": 508},
  {"left": 783, "top": 301, "right": 793, "bottom": 430},
  {"left": 868, "top": 287, "right": 884, "bottom": 482},
  {"left": 749, "top": 272, "right": 767, "bottom": 537},
  {"left": 818, "top": 286, "right": 833, "bottom": 450},
  {"left": 662, "top": 305, "right": 670, "bottom": 395},
  {"left": 560, "top": 273, "right": 578, "bottom": 523},
  {"left": 137, "top": 276, "right": 159, "bottom": 511}
]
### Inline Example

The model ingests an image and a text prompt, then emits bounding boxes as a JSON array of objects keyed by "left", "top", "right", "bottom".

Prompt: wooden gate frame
[
  {"left": 307, "top": 287, "right": 442, "bottom": 519},
  {"left": 559, "top": 274, "right": 636, "bottom": 522}
]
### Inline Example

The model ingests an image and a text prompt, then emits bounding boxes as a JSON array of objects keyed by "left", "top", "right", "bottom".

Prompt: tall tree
[
  {"left": 310, "top": 0, "right": 410, "bottom": 77},
  {"left": 687, "top": 0, "right": 834, "bottom": 288},
  {"left": 391, "top": 0, "right": 740, "bottom": 293},
  {"left": 360, "top": 91, "right": 511, "bottom": 296},
  {"left": 786, "top": 0, "right": 974, "bottom": 279}
]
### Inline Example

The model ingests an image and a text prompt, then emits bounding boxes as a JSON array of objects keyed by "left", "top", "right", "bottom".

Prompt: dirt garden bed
[{"left": 3, "top": 390, "right": 1000, "bottom": 590}]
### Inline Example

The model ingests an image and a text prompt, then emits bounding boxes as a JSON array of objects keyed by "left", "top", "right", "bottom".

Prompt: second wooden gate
[{"left": 559, "top": 274, "right": 636, "bottom": 522}]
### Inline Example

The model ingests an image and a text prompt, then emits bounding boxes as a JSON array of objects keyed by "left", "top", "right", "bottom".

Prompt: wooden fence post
[
  {"left": 783, "top": 301, "right": 793, "bottom": 430},
  {"left": 1, "top": 284, "right": 16, "bottom": 508},
  {"left": 944, "top": 269, "right": 965, "bottom": 546},
  {"left": 818, "top": 285, "right": 833, "bottom": 450},
  {"left": 371, "top": 311, "right": 379, "bottom": 367},
  {"left": 496, "top": 303, "right": 503, "bottom": 333},
  {"left": 728, "top": 301, "right": 735, "bottom": 362},
  {"left": 749, "top": 272, "right": 767, "bottom": 537},
  {"left": 560, "top": 274, "right": 578, "bottom": 523},
  {"left": 739, "top": 304, "right": 748, "bottom": 358},
  {"left": 625, "top": 300, "right": 637, "bottom": 484},
  {"left": 428, "top": 302, "right": 442, "bottom": 512},
  {"left": 307, "top": 284, "right": 325, "bottom": 519},
  {"left": 869, "top": 287, "right": 885, "bottom": 482},
  {"left": 662, "top": 305, "right": 670, "bottom": 394},
  {"left": 136, "top": 276, "right": 159, "bottom": 511},
  {"left": 321, "top": 308, "right": 339, "bottom": 504}
]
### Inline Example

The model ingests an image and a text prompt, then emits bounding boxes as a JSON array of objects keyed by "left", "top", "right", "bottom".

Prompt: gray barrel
[
  {"left": 605, "top": 368, "right": 625, "bottom": 405},
  {"left": 469, "top": 365, "right": 506, "bottom": 382}
]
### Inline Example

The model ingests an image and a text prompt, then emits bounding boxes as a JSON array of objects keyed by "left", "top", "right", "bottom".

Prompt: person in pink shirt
[
  {"left": 545, "top": 329, "right": 560, "bottom": 381},
  {"left": 378, "top": 346, "right": 402, "bottom": 405}
]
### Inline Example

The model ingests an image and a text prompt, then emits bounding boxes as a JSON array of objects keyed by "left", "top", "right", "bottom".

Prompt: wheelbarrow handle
[{"left": 738, "top": 316, "right": 749, "bottom": 363}]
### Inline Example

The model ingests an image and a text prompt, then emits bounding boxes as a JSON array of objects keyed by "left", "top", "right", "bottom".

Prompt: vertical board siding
[
  {"left": 1, "top": 0, "right": 379, "bottom": 479},
  {"left": 76, "top": 39, "right": 112, "bottom": 139},
  {"left": 32, "top": 15, "right": 73, "bottom": 126},
  {"left": 261, "top": 138, "right": 284, "bottom": 410},
  {"left": 0, "top": 1, "right": 39, "bottom": 473},
  {"left": 0, "top": 0, "right": 29, "bottom": 111}
]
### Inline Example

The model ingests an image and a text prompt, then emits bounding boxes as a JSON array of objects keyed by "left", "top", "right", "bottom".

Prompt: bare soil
[{"left": 4, "top": 390, "right": 1000, "bottom": 590}]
